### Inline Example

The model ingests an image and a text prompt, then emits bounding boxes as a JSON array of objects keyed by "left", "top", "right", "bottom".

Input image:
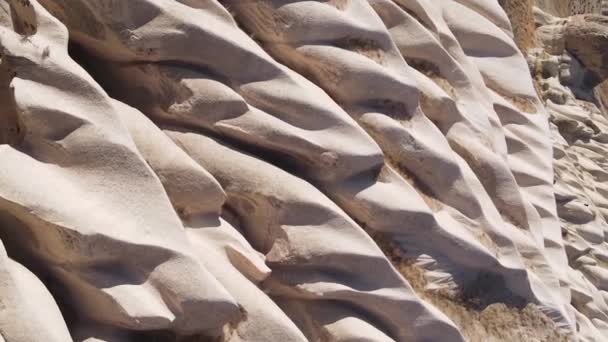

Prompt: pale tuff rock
[
  {"left": 534, "top": 0, "right": 606, "bottom": 17},
  {"left": 0, "top": 0, "right": 605, "bottom": 341},
  {"left": 528, "top": 3, "right": 608, "bottom": 341}
]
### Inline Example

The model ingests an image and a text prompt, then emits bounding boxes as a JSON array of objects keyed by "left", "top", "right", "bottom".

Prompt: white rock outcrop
[
  {"left": 0, "top": 0, "right": 606, "bottom": 341},
  {"left": 529, "top": 5, "right": 608, "bottom": 340}
]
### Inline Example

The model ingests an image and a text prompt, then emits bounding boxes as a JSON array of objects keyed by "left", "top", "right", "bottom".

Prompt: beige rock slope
[
  {"left": 0, "top": 0, "right": 604, "bottom": 341},
  {"left": 525, "top": 4, "right": 608, "bottom": 340},
  {"left": 534, "top": 0, "right": 606, "bottom": 17}
]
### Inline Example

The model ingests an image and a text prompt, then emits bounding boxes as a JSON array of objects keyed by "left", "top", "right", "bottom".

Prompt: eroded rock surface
[
  {"left": 526, "top": 3, "right": 608, "bottom": 341},
  {"left": 0, "top": 0, "right": 605, "bottom": 341}
]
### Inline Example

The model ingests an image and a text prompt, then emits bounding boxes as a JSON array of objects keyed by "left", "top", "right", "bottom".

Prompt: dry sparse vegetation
[
  {"left": 491, "top": 84, "right": 539, "bottom": 113},
  {"left": 503, "top": 95, "right": 538, "bottom": 113},
  {"left": 405, "top": 57, "right": 456, "bottom": 97},
  {"left": 385, "top": 158, "right": 443, "bottom": 212},
  {"left": 374, "top": 235, "right": 575, "bottom": 342},
  {"left": 337, "top": 37, "right": 385, "bottom": 64}
]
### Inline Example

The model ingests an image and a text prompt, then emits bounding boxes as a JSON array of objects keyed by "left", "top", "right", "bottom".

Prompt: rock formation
[
  {"left": 534, "top": 0, "right": 606, "bottom": 17},
  {"left": 523, "top": 3, "right": 608, "bottom": 340},
  {"left": 0, "top": 0, "right": 606, "bottom": 341}
]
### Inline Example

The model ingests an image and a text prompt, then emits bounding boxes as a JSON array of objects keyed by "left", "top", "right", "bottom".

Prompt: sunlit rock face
[
  {"left": 0, "top": 0, "right": 606, "bottom": 341},
  {"left": 534, "top": 0, "right": 605, "bottom": 16},
  {"left": 526, "top": 3, "right": 608, "bottom": 341}
]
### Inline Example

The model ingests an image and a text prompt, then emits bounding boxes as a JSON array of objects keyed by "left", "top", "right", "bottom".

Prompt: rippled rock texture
[
  {"left": 527, "top": 4, "right": 608, "bottom": 341},
  {"left": 0, "top": 0, "right": 604, "bottom": 341}
]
